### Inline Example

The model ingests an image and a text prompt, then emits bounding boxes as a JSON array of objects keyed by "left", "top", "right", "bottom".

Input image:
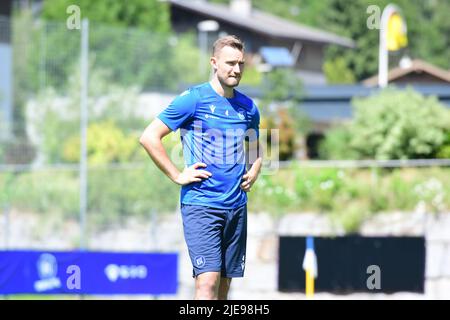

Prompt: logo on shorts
[
  {"left": 241, "top": 255, "right": 245, "bottom": 271},
  {"left": 195, "top": 256, "right": 206, "bottom": 268}
]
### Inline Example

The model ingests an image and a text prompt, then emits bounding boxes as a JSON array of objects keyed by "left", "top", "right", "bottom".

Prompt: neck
[{"left": 210, "top": 77, "right": 234, "bottom": 98}]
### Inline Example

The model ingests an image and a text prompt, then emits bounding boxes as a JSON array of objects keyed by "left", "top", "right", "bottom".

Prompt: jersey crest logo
[
  {"left": 209, "top": 105, "right": 216, "bottom": 113},
  {"left": 237, "top": 109, "right": 246, "bottom": 120}
]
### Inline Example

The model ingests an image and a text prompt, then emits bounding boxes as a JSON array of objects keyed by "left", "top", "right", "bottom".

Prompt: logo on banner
[
  {"left": 34, "top": 253, "right": 62, "bottom": 292},
  {"left": 104, "top": 264, "right": 148, "bottom": 282}
]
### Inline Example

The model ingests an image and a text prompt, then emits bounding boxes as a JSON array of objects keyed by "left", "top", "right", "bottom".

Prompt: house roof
[
  {"left": 363, "top": 59, "right": 450, "bottom": 86},
  {"left": 169, "top": 0, "right": 355, "bottom": 48}
]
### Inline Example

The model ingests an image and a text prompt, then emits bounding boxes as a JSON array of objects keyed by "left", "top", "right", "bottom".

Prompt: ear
[{"left": 210, "top": 56, "right": 218, "bottom": 71}]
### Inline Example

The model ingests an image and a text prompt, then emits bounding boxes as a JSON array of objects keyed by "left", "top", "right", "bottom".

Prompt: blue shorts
[{"left": 180, "top": 203, "right": 247, "bottom": 278}]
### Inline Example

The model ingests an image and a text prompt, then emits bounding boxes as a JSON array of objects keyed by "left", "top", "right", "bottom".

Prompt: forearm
[
  {"left": 140, "top": 135, "right": 180, "bottom": 183},
  {"left": 249, "top": 156, "right": 263, "bottom": 176},
  {"left": 241, "top": 144, "right": 263, "bottom": 192},
  {"left": 248, "top": 139, "right": 263, "bottom": 176}
]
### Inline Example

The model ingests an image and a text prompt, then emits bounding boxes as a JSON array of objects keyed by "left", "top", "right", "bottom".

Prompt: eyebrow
[{"left": 226, "top": 59, "right": 245, "bottom": 64}]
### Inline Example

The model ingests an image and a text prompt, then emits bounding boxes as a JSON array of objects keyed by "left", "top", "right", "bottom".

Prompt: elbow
[
  {"left": 139, "top": 132, "right": 154, "bottom": 149},
  {"left": 138, "top": 133, "right": 147, "bottom": 147},
  {"left": 139, "top": 134, "right": 147, "bottom": 147},
  {"left": 139, "top": 131, "right": 160, "bottom": 151}
]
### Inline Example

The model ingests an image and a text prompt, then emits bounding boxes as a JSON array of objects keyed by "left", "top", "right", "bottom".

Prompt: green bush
[
  {"left": 1, "top": 171, "right": 79, "bottom": 218},
  {"left": 62, "top": 121, "right": 141, "bottom": 164},
  {"left": 3, "top": 165, "right": 450, "bottom": 233},
  {"left": 0, "top": 164, "right": 179, "bottom": 229},
  {"left": 41, "top": 105, "right": 79, "bottom": 164},
  {"left": 87, "top": 164, "right": 179, "bottom": 227},
  {"left": 349, "top": 88, "right": 450, "bottom": 160},
  {"left": 318, "top": 124, "right": 358, "bottom": 160},
  {"left": 436, "top": 131, "right": 450, "bottom": 159},
  {"left": 248, "top": 165, "right": 450, "bottom": 233},
  {"left": 329, "top": 200, "right": 370, "bottom": 234},
  {"left": 28, "top": 69, "right": 148, "bottom": 164}
]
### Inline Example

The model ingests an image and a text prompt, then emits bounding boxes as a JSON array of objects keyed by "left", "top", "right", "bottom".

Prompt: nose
[{"left": 232, "top": 63, "right": 241, "bottom": 75}]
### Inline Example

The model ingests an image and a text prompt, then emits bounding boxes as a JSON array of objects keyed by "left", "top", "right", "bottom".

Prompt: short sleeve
[
  {"left": 248, "top": 102, "right": 260, "bottom": 141},
  {"left": 157, "top": 89, "right": 197, "bottom": 131}
]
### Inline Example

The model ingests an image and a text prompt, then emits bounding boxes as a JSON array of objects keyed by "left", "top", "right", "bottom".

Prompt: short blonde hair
[{"left": 212, "top": 35, "right": 245, "bottom": 56}]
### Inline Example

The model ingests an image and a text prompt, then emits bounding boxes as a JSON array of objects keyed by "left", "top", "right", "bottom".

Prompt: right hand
[{"left": 174, "top": 162, "right": 212, "bottom": 186}]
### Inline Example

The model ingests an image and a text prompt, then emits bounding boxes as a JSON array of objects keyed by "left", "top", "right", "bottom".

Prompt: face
[{"left": 211, "top": 46, "right": 245, "bottom": 88}]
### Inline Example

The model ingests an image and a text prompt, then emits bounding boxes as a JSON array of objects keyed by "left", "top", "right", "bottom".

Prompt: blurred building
[
  {"left": 168, "top": 0, "right": 355, "bottom": 85},
  {"left": 298, "top": 83, "right": 450, "bottom": 158},
  {"left": 362, "top": 59, "right": 450, "bottom": 86}
]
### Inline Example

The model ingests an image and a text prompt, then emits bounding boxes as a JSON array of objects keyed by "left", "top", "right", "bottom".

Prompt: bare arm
[
  {"left": 139, "top": 118, "right": 211, "bottom": 185},
  {"left": 241, "top": 139, "right": 263, "bottom": 192}
]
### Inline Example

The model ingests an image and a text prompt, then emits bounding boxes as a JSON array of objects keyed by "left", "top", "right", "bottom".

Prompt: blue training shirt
[{"left": 157, "top": 82, "right": 260, "bottom": 209}]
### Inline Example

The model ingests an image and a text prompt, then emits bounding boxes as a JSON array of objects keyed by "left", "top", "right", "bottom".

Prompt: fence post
[{"left": 79, "top": 18, "right": 89, "bottom": 250}]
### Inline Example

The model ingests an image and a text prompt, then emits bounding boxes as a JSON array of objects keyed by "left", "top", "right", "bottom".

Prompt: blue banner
[{"left": 0, "top": 250, "right": 177, "bottom": 295}]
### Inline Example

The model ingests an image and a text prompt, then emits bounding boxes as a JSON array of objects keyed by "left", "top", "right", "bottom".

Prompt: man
[{"left": 139, "top": 35, "right": 262, "bottom": 300}]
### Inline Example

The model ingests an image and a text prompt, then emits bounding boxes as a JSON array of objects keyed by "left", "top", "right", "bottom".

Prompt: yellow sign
[{"left": 387, "top": 13, "right": 408, "bottom": 51}]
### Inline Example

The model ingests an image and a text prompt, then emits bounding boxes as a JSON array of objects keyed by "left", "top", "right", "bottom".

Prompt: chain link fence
[
  {"left": 1, "top": 10, "right": 450, "bottom": 299},
  {"left": 0, "top": 12, "right": 203, "bottom": 252},
  {"left": 1, "top": 9, "right": 450, "bottom": 246}
]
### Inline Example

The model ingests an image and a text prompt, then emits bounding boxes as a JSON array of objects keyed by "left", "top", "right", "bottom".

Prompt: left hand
[{"left": 240, "top": 170, "right": 258, "bottom": 192}]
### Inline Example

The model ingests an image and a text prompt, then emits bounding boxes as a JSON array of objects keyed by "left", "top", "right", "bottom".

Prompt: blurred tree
[
  {"left": 39, "top": 0, "right": 177, "bottom": 90},
  {"left": 209, "top": 0, "right": 332, "bottom": 27},
  {"left": 323, "top": 57, "right": 356, "bottom": 84},
  {"left": 42, "top": 0, "right": 171, "bottom": 33},
  {"left": 212, "top": 0, "right": 450, "bottom": 82},
  {"left": 14, "top": 0, "right": 207, "bottom": 92},
  {"left": 323, "top": 0, "right": 450, "bottom": 81}
]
